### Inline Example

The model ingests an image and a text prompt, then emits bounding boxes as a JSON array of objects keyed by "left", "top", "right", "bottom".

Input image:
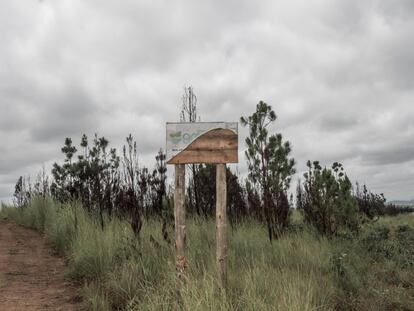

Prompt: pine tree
[{"left": 241, "top": 101, "right": 296, "bottom": 241}]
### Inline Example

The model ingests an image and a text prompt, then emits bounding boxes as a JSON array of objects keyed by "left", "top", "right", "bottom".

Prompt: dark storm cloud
[{"left": 1, "top": 0, "right": 414, "bottom": 202}]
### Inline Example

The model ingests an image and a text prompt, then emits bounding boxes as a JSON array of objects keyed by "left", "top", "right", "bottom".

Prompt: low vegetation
[
  {"left": 3, "top": 94, "right": 414, "bottom": 310},
  {"left": 1, "top": 198, "right": 413, "bottom": 311}
]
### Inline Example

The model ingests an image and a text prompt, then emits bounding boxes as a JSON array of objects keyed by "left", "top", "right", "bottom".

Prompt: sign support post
[
  {"left": 174, "top": 164, "right": 186, "bottom": 287},
  {"left": 166, "top": 122, "right": 237, "bottom": 289},
  {"left": 216, "top": 163, "right": 227, "bottom": 287}
]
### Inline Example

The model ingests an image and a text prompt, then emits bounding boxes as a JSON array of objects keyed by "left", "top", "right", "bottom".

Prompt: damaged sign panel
[{"left": 166, "top": 122, "right": 238, "bottom": 164}]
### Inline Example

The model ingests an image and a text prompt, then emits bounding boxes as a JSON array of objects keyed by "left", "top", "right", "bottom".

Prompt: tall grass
[{"left": 1, "top": 198, "right": 413, "bottom": 310}]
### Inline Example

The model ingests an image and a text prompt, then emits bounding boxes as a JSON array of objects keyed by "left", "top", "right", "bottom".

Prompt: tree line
[{"left": 13, "top": 87, "right": 413, "bottom": 241}]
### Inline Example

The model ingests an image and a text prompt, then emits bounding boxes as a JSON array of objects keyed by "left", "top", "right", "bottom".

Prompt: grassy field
[{"left": 1, "top": 198, "right": 413, "bottom": 311}]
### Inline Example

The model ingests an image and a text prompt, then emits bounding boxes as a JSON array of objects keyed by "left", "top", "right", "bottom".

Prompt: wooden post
[
  {"left": 216, "top": 163, "right": 227, "bottom": 287},
  {"left": 174, "top": 164, "right": 187, "bottom": 286},
  {"left": 166, "top": 122, "right": 238, "bottom": 291}
]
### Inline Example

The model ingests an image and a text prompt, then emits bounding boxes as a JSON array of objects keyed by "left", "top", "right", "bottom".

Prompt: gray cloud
[
  {"left": 318, "top": 113, "right": 360, "bottom": 132},
  {"left": 1, "top": 0, "right": 414, "bottom": 202},
  {"left": 30, "top": 83, "right": 99, "bottom": 141}
]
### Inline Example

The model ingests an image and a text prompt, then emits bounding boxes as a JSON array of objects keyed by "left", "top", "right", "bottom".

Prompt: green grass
[
  {"left": 1, "top": 199, "right": 413, "bottom": 310},
  {"left": 377, "top": 212, "right": 414, "bottom": 227}
]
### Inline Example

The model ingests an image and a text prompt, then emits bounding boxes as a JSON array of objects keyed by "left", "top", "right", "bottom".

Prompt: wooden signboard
[
  {"left": 166, "top": 121, "right": 238, "bottom": 288},
  {"left": 166, "top": 122, "right": 238, "bottom": 164}
]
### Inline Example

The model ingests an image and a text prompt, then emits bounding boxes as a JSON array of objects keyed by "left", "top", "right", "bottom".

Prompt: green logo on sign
[
  {"left": 170, "top": 131, "right": 182, "bottom": 144},
  {"left": 170, "top": 129, "right": 206, "bottom": 145}
]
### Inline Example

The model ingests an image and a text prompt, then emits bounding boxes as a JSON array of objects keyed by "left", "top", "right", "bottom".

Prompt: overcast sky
[{"left": 1, "top": 0, "right": 413, "bottom": 203}]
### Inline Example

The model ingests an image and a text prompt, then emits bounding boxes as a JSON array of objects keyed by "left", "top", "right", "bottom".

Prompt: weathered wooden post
[
  {"left": 174, "top": 164, "right": 186, "bottom": 285},
  {"left": 166, "top": 122, "right": 238, "bottom": 288},
  {"left": 216, "top": 163, "right": 227, "bottom": 287}
]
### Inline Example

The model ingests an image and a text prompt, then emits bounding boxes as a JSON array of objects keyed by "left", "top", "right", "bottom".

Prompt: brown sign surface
[{"left": 166, "top": 122, "right": 238, "bottom": 164}]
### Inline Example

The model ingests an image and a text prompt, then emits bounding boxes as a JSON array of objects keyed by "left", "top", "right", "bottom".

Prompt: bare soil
[{"left": 0, "top": 220, "right": 79, "bottom": 310}]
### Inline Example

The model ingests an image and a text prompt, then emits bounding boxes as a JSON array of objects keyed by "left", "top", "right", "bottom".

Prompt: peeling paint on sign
[{"left": 166, "top": 122, "right": 238, "bottom": 163}]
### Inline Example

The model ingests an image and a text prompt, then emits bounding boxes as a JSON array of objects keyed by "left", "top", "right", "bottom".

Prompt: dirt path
[{"left": 0, "top": 220, "right": 79, "bottom": 310}]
